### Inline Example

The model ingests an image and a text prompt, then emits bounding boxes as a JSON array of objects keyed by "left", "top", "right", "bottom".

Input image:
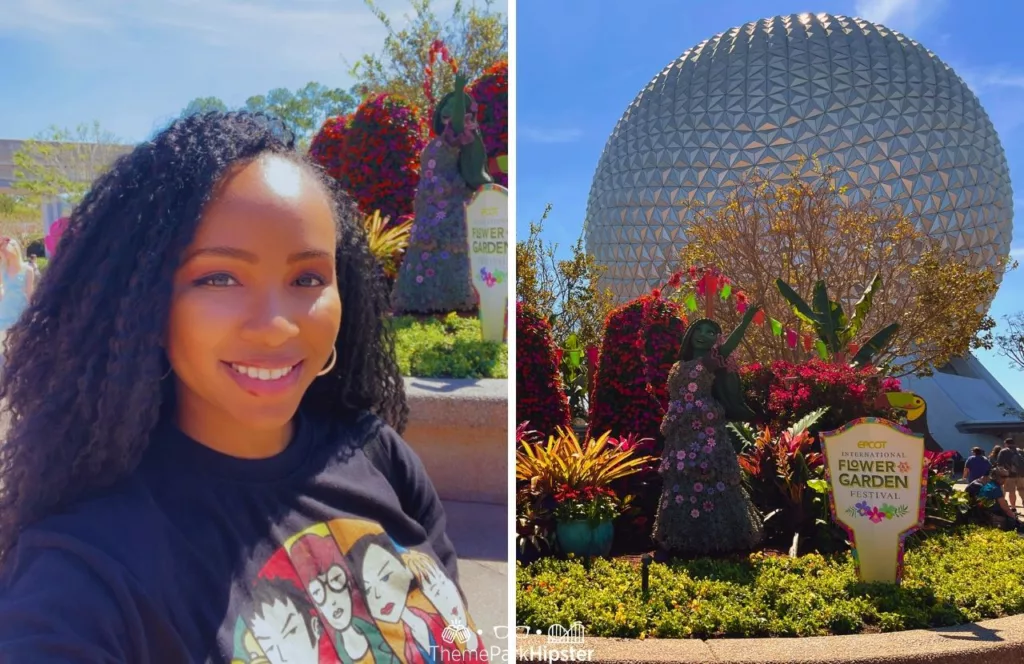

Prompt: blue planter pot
[{"left": 556, "top": 519, "right": 614, "bottom": 557}]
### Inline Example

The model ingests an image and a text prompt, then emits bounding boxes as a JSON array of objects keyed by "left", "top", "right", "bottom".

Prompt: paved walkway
[{"left": 443, "top": 499, "right": 509, "bottom": 654}]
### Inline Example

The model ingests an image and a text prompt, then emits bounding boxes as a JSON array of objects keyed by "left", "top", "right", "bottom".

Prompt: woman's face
[
  {"left": 167, "top": 154, "right": 342, "bottom": 434},
  {"left": 691, "top": 322, "right": 719, "bottom": 352}
]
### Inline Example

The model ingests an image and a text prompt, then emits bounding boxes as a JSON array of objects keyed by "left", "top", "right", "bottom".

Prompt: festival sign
[
  {"left": 465, "top": 184, "right": 509, "bottom": 342},
  {"left": 821, "top": 418, "right": 927, "bottom": 584}
]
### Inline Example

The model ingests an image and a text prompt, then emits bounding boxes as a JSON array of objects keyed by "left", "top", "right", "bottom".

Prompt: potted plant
[
  {"left": 516, "top": 428, "right": 653, "bottom": 559},
  {"left": 551, "top": 484, "right": 627, "bottom": 557}
]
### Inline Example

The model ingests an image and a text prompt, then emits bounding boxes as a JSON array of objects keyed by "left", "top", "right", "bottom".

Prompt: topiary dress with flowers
[
  {"left": 393, "top": 121, "right": 478, "bottom": 313},
  {"left": 652, "top": 358, "right": 764, "bottom": 555}
]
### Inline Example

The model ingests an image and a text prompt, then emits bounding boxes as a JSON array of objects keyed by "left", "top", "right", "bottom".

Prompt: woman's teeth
[{"left": 230, "top": 363, "right": 295, "bottom": 381}]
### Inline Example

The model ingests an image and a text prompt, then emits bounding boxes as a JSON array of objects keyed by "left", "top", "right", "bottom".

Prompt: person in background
[
  {"left": 963, "top": 446, "right": 992, "bottom": 483},
  {"left": 989, "top": 444, "right": 1003, "bottom": 469},
  {"left": 996, "top": 438, "right": 1024, "bottom": 510},
  {"left": 0, "top": 238, "right": 35, "bottom": 332},
  {"left": 971, "top": 468, "right": 1024, "bottom": 533}
]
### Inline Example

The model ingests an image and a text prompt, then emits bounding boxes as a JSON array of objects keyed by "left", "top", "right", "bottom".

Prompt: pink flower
[
  {"left": 705, "top": 412, "right": 716, "bottom": 421},
  {"left": 416, "top": 275, "right": 424, "bottom": 284},
  {"left": 676, "top": 461, "right": 685, "bottom": 470},
  {"left": 688, "top": 383, "right": 698, "bottom": 392},
  {"left": 867, "top": 507, "right": 884, "bottom": 523},
  {"left": 688, "top": 452, "right": 697, "bottom": 460},
  {"left": 695, "top": 400, "right": 704, "bottom": 408},
  {"left": 690, "top": 496, "right": 698, "bottom": 503},
  {"left": 676, "top": 450, "right": 685, "bottom": 460},
  {"left": 691, "top": 509, "right": 700, "bottom": 518},
  {"left": 705, "top": 427, "right": 715, "bottom": 436},
  {"left": 703, "top": 501, "right": 714, "bottom": 511},
  {"left": 693, "top": 482, "right": 704, "bottom": 492},
  {"left": 684, "top": 393, "right": 695, "bottom": 402},
  {"left": 689, "top": 371, "right": 699, "bottom": 378},
  {"left": 674, "top": 495, "right": 684, "bottom": 504}
]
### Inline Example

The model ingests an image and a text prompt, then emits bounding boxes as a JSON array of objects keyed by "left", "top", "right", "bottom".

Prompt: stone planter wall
[{"left": 401, "top": 377, "right": 507, "bottom": 505}]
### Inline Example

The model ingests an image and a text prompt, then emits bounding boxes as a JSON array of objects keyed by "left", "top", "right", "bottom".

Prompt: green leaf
[
  {"left": 685, "top": 292, "right": 698, "bottom": 312},
  {"left": 775, "top": 279, "right": 818, "bottom": 326},
  {"left": 785, "top": 406, "right": 829, "bottom": 438},
  {"left": 847, "top": 273, "right": 882, "bottom": 341},
  {"left": 720, "top": 282, "right": 732, "bottom": 300},
  {"left": 770, "top": 318, "right": 783, "bottom": 337},
  {"left": 814, "top": 339, "right": 829, "bottom": 360},
  {"left": 851, "top": 323, "right": 900, "bottom": 367},
  {"left": 812, "top": 281, "right": 839, "bottom": 352},
  {"left": 807, "top": 478, "right": 829, "bottom": 494}
]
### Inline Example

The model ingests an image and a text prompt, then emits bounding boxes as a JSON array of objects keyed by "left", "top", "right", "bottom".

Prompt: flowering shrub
[
  {"left": 467, "top": 60, "right": 508, "bottom": 187},
  {"left": 333, "top": 93, "right": 426, "bottom": 222},
  {"left": 586, "top": 294, "right": 687, "bottom": 451},
  {"left": 308, "top": 114, "right": 352, "bottom": 186},
  {"left": 516, "top": 303, "right": 571, "bottom": 438},
  {"left": 741, "top": 359, "right": 902, "bottom": 434},
  {"left": 551, "top": 485, "right": 621, "bottom": 524}
]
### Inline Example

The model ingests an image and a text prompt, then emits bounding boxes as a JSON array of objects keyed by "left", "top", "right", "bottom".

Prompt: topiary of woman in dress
[
  {"left": 652, "top": 308, "right": 765, "bottom": 558},
  {"left": 393, "top": 72, "right": 492, "bottom": 314}
]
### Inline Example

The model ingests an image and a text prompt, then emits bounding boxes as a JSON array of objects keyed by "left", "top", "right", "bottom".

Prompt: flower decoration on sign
[
  {"left": 479, "top": 267, "right": 506, "bottom": 288},
  {"left": 845, "top": 501, "right": 908, "bottom": 523}
]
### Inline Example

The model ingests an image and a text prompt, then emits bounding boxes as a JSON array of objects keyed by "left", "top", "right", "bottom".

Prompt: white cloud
[
  {"left": 519, "top": 126, "right": 583, "bottom": 144},
  {"left": 0, "top": 0, "right": 504, "bottom": 77},
  {"left": 853, "top": 0, "right": 946, "bottom": 32}
]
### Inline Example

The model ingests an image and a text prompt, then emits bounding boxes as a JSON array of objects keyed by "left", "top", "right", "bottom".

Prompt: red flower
[{"left": 515, "top": 302, "right": 570, "bottom": 437}]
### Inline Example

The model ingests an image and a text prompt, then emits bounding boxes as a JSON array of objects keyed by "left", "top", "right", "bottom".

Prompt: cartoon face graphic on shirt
[
  {"left": 419, "top": 565, "right": 467, "bottom": 629},
  {"left": 246, "top": 577, "right": 322, "bottom": 664},
  {"left": 307, "top": 563, "right": 354, "bottom": 632},
  {"left": 360, "top": 542, "right": 414, "bottom": 624}
]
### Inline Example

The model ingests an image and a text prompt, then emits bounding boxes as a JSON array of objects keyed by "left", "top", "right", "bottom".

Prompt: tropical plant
[
  {"left": 516, "top": 428, "right": 653, "bottom": 497},
  {"left": 735, "top": 408, "right": 839, "bottom": 555},
  {"left": 363, "top": 210, "right": 413, "bottom": 280},
  {"left": 775, "top": 274, "right": 900, "bottom": 368},
  {"left": 550, "top": 485, "right": 627, "bottom": 524},
  {"left": 920, "top": 450, "right": 970, "bottom": 531}
]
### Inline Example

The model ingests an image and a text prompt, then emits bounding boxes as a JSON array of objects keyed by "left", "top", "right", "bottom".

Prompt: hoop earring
[{"left": 316, "top": 348, "right": 337, "bottom": 377}]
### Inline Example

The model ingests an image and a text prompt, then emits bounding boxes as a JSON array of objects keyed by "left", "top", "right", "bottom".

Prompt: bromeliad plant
[
  {"left": 516, "top": 428, "right": 653, "bottom": 497},
  {"left": 550, "top": 485, "right": 624, "bottom": 525},
  {"left": 775, "top": 273, "right": 900, "bottom": 368},
  {"left": 364, "top": 210, "right": 413, "bottom": 281}
]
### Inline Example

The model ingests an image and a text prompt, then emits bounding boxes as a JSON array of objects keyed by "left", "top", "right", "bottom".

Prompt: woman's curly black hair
[{"left": 0, "top": 112, "right": 407, "bottom": 562}]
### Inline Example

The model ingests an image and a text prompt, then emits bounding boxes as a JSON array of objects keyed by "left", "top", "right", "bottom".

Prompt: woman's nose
[{"left": 240, "top": 290, "right": 300, "bottom": 346}]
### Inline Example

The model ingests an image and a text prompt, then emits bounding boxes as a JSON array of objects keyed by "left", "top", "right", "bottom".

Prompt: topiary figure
[
  {"left": 392, "top": 69, "right": 492, "bottom": 314},
  {"left": 468, "top": 60, "right": 508, "bottom": 187},
  {"left": 516, "top": 302, "right": 570, "bottom": 438}
]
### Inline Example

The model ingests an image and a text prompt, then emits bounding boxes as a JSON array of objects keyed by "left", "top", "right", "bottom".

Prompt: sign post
[
  {"left": 821, "top": 418, "right": 927, "bottom": 584},
  {"left": 465, "top": 184, "right": 509, "bottom": 343}
]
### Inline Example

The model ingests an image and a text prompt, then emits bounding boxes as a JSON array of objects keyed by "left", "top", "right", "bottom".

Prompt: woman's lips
[
  {"left": 381, "top": 602, "right": 395, "bottom": 616},
  {"left": 221, "top": 360, "right": 304, "bottom": 397}
]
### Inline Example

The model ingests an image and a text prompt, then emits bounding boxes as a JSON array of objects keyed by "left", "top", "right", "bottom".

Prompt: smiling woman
[{"left": 0, "top": 112, "right": 481, "bottom": 663}]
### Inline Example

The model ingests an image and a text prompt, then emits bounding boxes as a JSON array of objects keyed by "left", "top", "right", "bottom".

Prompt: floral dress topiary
[
  {"left": 392, "top": 123, "right": 477, "bottom": 314},
  {"left": 652, "top": 359, "right": 764, "bottom": 555}
]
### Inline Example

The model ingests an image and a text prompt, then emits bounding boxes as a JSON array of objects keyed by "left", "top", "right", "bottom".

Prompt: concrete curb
[
  {"left": 402, "top": 376, "right": 507, "bottom": 505},
  {"left": 515, "top": 615, "right": 1024, "bottom": 663}
]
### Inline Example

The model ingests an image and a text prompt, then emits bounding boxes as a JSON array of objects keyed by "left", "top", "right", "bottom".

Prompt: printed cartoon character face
[
  {"left": 247, "top": 578, "right": 322, "bottom": 664},
  {"left": 420, "top": 568, "right": 467, "bottom": 628},
  {"left": 358, "top": 541, "right": 414, "bottom": 624},
  {"left": 307, "top": 563, "right": 354, "bottom": 631}
]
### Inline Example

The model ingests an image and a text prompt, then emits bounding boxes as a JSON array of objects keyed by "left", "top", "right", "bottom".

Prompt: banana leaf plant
[{"left": 775, "top": 273, "right": 899, "bottom": 368}]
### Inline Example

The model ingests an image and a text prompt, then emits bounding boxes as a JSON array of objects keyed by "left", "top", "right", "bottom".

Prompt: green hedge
[
  {"left": 517, "top": 526, "right": 1024, "bottom": 639},
  {"left": 393, "top": 313, "right": 507, "bottom": 379}
]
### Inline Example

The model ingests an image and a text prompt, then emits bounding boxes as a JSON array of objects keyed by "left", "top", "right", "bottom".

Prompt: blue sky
[
  {"left": 517, "top": 0, "right": 1024, "bottom": 405},
  {"left": 0, "top": 0, "right": 506, "bottom": 143}
]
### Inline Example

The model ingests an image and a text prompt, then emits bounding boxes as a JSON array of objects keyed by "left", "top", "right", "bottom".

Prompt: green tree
[
  {"left": 351, "top": 0, "right": 507, "bottom": 113},
  {"left": 180, "top": 83, "right": 358, "bottom": 148},
  {"left": 997, "top": 312, "right": 1024, "bottom": 372},
  {"left": 180, "top": 96, "right": 229, "bottom": 117},
  {"left": 516, "top": 205, "right": 614, "bottom": 353},
  {"left": 12, "top": 122, "right": 127, "bottom": 207}
]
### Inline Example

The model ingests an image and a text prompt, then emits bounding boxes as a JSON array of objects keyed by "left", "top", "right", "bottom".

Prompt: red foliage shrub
[
  {"left": 309, "top": 114, "right": 352, "bottom": 185},
  {"left": 467, "top": 60, "right": 508, "bottom": 187},
  {"left": 312, "top": 94, "right": 426, "bottom": 223},
  {"left": 741, "top": 359, "right": 902, "bottom": 433},
  {"left": 586, "top": 294, "right": 687, "bottom": 452},
  {"left": 516, "top": 302, "right": 570, "bottom": 438}
]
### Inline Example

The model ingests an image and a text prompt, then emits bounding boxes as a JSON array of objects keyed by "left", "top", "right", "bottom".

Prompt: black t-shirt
[{"left": 0, "top": 411, "right": 486, "bottom": 663}]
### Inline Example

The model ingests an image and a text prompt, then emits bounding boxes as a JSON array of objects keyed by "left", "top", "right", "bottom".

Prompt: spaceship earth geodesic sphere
[{"left": 584, "top": 13, "right": 1013, "bottom": 302}]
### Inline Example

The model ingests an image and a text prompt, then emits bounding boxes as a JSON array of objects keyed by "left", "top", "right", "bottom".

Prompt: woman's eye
[
  {"left": 195, "top": 273, "right": 239, "bottom": 287},
  {"left": 295, "top": 274, "right": 325, "bottom": 287}
]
